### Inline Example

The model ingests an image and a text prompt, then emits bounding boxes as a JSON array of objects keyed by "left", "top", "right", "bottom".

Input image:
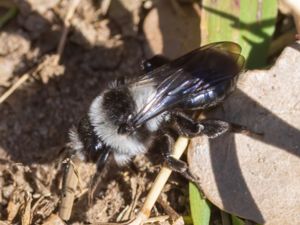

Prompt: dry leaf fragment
[
  {"left": 31, "top": 195, "right": 59, "bottom": 223},
  {"left": 41, "top": 214, "right": 66, "bottom": 225},
  {"left": 7, "top": 188, "right": 25, "bottom": 222},
  {"left": 188, "top": 42, "right": 300, "bottom": 225},
  {"left": 20, "top": 191, "right": 32, "bottom": 225},
  {"left": 27, "top": 0, "right": 60, "bottom": 14},
  {"left": 0, "top": 221, "right": 9, "bottom": 225},
  {"left": 34, "top": 55, "right": 65, "bottom": 84}
]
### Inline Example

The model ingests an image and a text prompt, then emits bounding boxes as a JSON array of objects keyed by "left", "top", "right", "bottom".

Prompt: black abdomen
[{"left": 179, "top": 79, "right": 236, "bottom": 110}]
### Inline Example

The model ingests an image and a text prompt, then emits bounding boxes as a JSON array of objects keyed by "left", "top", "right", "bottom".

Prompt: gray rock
[{"left": 188, "top": 42, "right": 300, "bottom": 225}]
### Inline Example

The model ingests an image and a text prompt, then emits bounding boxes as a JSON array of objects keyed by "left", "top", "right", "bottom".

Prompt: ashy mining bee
[{"left": 60, "top": 42, "right": 247, "bottom": 220}]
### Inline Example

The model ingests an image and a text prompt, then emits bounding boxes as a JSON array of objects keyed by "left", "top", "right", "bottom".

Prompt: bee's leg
[
  {"left": 154, "top": 132, "right": 205, "bottom": 196},
  {"left": 164, "top": 151, "right": 198, "bottom": 183},
  {"left": 95, "top": 148, "right": 112, "bottom": 172},
  {"left": 173, "top": 112, "right": 261, "bottom": 139},
  {"left": 172, "top": 112, "right": 206, "bottom": 137},
  {"left": 164, "top": 153, "right": 206, "bottom": 197},
  {"left": 141, "top": 55, "right": 170, "bottom": 72},
  {"left": 199, "top": 119, "right": 263, "bottom": 138},
  {"left": 88, "top": 148, "right": 112, "bottom": 204},
  {"left": 153, "top": 132, "right": 198, "bottom": 183}
]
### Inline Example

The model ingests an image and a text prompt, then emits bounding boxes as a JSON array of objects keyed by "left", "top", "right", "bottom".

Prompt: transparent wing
[{"left": 129, "top": 42, "right": 245, "bottom": 129}]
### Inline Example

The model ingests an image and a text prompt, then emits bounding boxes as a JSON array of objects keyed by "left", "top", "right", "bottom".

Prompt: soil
[{"left": 0, "top": 1, "right": 190, "bottom": 224}]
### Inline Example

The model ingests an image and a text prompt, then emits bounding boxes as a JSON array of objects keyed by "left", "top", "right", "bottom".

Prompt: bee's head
[
  {"left": 102, "top": 88, "right": 136, "bottom": 127},
  {"left": 118, "top": 122, "right": 135, "bottom": 135}
]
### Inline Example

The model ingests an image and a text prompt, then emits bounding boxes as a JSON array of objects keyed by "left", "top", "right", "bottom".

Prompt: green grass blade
[
  {"left": 231, "top": 215, "right": 245, "bottom": 225},
  {"left": 183, "top": 215, "right": 194, "bottom": 225},
  {"left": 189, "top": 182, "right": 211, "bottom": 225},
  {"left": 0, "top": 6, "right": 18, "bottom": 28},
  {"left": 201, "top": 0, "right": 277, "bottom": 68}
]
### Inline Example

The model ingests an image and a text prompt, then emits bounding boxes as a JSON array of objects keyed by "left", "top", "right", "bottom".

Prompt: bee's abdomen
[{"left": 179, "top": 79, "right": 236, "bottom": 110}]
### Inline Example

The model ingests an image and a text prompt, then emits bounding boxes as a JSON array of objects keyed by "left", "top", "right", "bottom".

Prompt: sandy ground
[{"left": 0, "top": 1, "right": 190, "bottom": 224}]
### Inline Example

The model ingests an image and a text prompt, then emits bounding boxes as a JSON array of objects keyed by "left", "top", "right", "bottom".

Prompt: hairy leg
[
  {"left": 88, "top": 148, "right": 112, "bottom": 204},
  {"left": 153, "top": 132, "right": 197, "bottom": 183},
  {"left": 172, "top": 112, "right": 260, "bottom": 138}
]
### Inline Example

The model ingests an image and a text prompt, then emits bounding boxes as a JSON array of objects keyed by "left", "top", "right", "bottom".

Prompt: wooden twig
[
  {"left": 55, "top": 0, "right": 81, "bottom": 64},
  {"left": 21, "top": 191, "right": 32, "bottom": 225},
  {"left": 90, "top": 138, "right": 189, "bottom": 225},
  {"left": 0, "top": 73, "right": 29, "bottom": 104},
  {"left": 58, "top": 158, "right": 80, "bottom": 221},
  {"left": 127, "top": 137, "right": 189, "bottom": 225},
  {"left": 100, "top": 0, "right": 112, "bottom": 16}
]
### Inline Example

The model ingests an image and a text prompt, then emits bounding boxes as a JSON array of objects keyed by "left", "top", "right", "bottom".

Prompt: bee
[{"left": 61, "top": 42, "right": 246, "bottom": 218}]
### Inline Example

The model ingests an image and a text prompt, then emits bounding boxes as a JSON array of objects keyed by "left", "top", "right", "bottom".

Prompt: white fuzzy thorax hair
[{"left": 87, "top": 84, "right": 165, "bottom": 165}]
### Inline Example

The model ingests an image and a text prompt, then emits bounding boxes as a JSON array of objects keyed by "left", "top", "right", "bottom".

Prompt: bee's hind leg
[
  {"left": 164, "top": 151, "right": 198, "bottom": 183},
  {"left": 153, "top": 132, "right": 198, "bottom": 183},
  {"left": 199, "top": 119, "right": 263, "bottom": 138},
  {"left": 172, "top": 112, "right": 262, "bottom": 139},
  {"left": 153, "top": 132, "right": 205, "bottom": 196}
]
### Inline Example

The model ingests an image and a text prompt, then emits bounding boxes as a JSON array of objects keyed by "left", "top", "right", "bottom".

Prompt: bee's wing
[
  {"left": 133, "top": 42, "right": 243, "bottom": 86},
  {"left": 130, "top": 42, "right": 245, "bottom": 128}
]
